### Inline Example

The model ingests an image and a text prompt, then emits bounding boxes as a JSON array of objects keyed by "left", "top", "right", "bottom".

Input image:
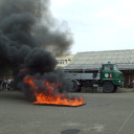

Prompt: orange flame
[
  {"left": 23, "top": 76, "right": 85, "bottom": 106},
  {"left": 20, "top": 68, "right": 27, "bottom": 73}
]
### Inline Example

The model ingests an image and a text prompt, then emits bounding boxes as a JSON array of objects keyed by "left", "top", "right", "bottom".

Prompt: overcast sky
[{"left": 50, "top": 0, "right": 134, "bottom": 54}]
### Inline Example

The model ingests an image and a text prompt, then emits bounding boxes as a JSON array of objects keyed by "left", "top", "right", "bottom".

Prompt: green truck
[{"left": 64, "top": 62, "right": 124, "bottom": 93}]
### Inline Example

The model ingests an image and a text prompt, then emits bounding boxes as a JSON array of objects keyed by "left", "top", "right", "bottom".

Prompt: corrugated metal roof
[{"left": 64, "top": 50, "right": 134, "bottom": 70}]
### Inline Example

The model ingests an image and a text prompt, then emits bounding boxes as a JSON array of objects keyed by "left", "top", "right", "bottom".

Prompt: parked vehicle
[
  {"left": 126, "top": 79, "right": 134, "bottom": 88},
  {"left": 130, "top": 79, "right": 134, "bottom": 88},
  {"left": 63, "top": 62, "right": 124, "bottom": 93}
]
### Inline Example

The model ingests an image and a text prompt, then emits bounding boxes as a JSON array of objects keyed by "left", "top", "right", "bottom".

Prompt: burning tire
[{"left": 103, "top": 82, "right": 114, "bottom": 93}]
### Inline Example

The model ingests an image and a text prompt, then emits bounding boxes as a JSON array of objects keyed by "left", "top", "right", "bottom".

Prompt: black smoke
[{"left": 0, "top": 0, "right": 73, "bottom": 101}]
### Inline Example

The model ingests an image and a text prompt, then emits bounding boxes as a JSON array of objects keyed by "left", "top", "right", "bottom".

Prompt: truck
[{"left": 63, "top": 62, "right": 124, "bottom": 93}]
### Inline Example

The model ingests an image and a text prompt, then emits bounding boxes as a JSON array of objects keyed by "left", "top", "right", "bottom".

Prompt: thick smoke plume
[{"left": 0, "top": 0, "right": 73, "bottom": 100}]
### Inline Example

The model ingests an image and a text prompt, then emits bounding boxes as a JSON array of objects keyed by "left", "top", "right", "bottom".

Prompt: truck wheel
[
  {"left": 103, "top": 82, "right": 114, "bottom": 93},
  {"left": 72, "top": 81, "right": 80, "bottom": 92}
]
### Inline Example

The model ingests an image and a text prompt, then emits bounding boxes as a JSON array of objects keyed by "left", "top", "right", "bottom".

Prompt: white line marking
[{"left": 116, "top": 109, "right": 134, "bottom": 134}]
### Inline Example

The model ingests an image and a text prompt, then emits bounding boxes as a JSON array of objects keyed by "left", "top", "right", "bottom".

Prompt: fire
[
  {"left": 23, "top": 76, "right": 85, "bottom": 106},
  {"left": 20, "top": 68, "right": 27, "bottom": 73}
]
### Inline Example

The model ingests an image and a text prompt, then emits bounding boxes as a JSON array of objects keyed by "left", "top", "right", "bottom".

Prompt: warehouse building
[{"left": 63, "top": 50, "right": 134, "bottom": 85}]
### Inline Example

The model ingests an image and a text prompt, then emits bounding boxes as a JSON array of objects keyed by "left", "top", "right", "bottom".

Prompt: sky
[{"left": 50, "top": 0, "right": 134, "bottom": 54}]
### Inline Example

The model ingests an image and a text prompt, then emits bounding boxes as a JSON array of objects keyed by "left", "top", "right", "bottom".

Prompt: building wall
[{"left": 55, "top": 55, "right": 74, "bottom": 69}]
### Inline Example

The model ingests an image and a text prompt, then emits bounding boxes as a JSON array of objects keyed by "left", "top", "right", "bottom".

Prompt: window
[
  {"left": 104, "top": 65, "right": 113, "bottom": 70},
  {"left": 113, "top": 65, "right": 119, "bottom": 70},
  {"left": 58, "top": 60, "right": 65, "bottom": 64}
]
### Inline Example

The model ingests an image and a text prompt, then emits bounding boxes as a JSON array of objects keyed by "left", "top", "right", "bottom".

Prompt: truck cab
[{"left": 100, "top": 63, "right": 124, "bottom": 92}]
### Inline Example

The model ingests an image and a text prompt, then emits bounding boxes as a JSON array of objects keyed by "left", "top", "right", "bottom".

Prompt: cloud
[
  {"left": 50, "top": 0, "right": 134, "bottom": 54},
  {"left": 95, "top": 0, "right": 134, "bottom": 28}
]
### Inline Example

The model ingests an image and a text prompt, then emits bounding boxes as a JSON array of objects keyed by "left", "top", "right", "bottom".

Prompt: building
[
  {"left": 63, "top": 50, "right": 134, "bottom": 84},
  {"left": 55, "top": 54, "right": 74, "bottom": 69}
]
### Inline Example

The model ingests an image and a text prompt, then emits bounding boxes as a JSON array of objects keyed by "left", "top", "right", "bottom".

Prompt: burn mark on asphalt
[{"left": 61, "top": 129, "right": 80, "bottom": 134}]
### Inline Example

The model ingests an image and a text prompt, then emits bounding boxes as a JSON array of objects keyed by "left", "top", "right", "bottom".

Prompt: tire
[
  {"left": 71, "top": 81, "right": 80, "bottom": 92},
  {"left": 103, "top": 82, "right": 114, "bottom": 93}
]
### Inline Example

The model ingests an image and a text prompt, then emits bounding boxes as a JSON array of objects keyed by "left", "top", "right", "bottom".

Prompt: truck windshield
[
  {"left": 113, "top": 65, "right": 119, "bottom": 70},
  {"left": 104, "top": 65, "right": 112, "bottom": 70}
]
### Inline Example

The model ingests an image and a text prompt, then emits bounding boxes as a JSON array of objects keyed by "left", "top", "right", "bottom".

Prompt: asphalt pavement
[{"left": 0, "top": 89, "right": 134, "bottom": 134}]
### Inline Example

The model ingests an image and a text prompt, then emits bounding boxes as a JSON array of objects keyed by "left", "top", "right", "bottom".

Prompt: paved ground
[{"left": 0, "top": 89, "right": 134, "bottom": 134}]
